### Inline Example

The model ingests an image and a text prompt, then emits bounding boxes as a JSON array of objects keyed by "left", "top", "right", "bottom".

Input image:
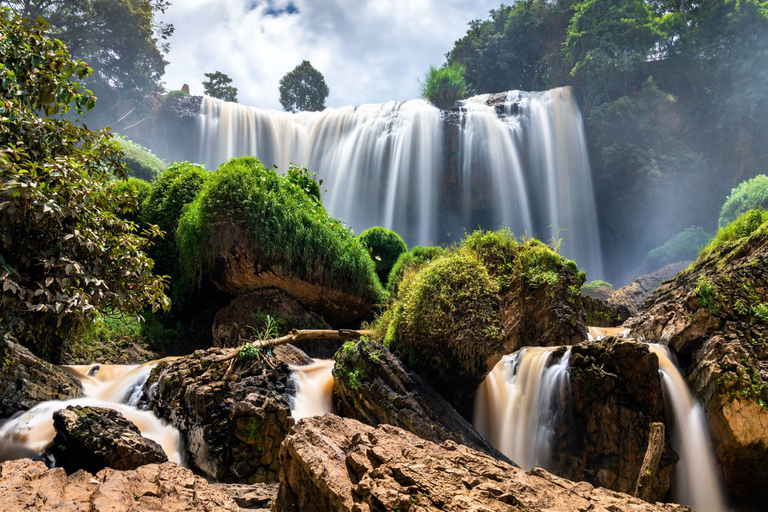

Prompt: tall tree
[
  {"left": 202, "top": 71, "right": 238, "bottom": 102},
  {"left": 279, "top": 60, "right": 330, "bottom": 113}
]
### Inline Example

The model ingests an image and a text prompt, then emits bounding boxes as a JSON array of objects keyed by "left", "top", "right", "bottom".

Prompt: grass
[
  {"left": 114, "top": 135, "right": 167, "bottom": 182},
  {"left": 419, "top": 62, "right": 469, "bottom": 110},
  {"left": 698, "top": 209, "right": 768, "bottom": 262}
]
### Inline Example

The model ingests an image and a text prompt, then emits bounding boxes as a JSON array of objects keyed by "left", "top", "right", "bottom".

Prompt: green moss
[
  {"left": 646, "top": 226, "right": 713, "bottom": 270},
  {"left": 359, "top": 227, "right": 408, "bottom": 285},
  {"left": 235, "top": 415, "right": 263, "bottom": 445},
  {"left": 114, "top": 135, "right": 167, "bottom": 182},
  {"left": 386, "top": 245, "right": 447, "bottom": 297},
  {"left": 165, "top": 89, "right": 190, "bottom": 100},
  {"left": 177, "top": 157, "right": 382, "bottom": 302},
  {"left": 719, "top": 175, "right": 768, "bottom": 228},
  {"left": 462, "top": 228, "right": 518, "bottom": 292},
  {"left": 581, "top": 280, "right": 614, "bottom": 294},
  {"left": 698, "top": 209, "right": 768, "bottom": 262},
  {"left": 518, "top": 238, "right": 571, "bottom": 288}
]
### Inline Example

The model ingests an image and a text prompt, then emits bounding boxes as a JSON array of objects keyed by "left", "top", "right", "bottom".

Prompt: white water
[
  {"left": 0, "top": 362, "right": 185, "bottom": 464},
  {"left": 649, "top": 345, "right": 727, "bottom": 512},
  {"left": 288, "top": 360, "right": 335, "bottom": 420},
  {"left": 196, "top": 87, "right": 602, "bottom": 279},
  {"left": 473, "top": 346, "right": 571, "bottom": 470}
]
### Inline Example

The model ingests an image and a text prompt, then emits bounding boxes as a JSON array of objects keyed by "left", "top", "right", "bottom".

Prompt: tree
[
  {"left": 202, "top": 71, "right": 238, "bottom": 102},
  {"left": 0, "top": 11, "right": 169, "bottom": 361},
  {"left": 279, "top": 60, "right": 329, "bottom": 113}
]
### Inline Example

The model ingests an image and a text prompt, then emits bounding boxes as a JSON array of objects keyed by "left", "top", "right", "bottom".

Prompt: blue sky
[{"left": 159, "top": 0, "right": 501, "bottom": 109}]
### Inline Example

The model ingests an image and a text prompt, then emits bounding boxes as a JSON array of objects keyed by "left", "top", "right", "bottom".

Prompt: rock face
[
  {"left": 51, "top": 406, "right": 167, "bottom": 474},
  {"left": 0, "top": 459, "right": 239, "bottom": 512},
  {"left": 552, "top": 338, "right": 676, "bottom": 502},
  {"left": 214, "top": 482, "right": 279, "bottom": 511},
  {"left": 611, "top": 261, "right": 691, "bottom": 315},
  {"left": 333, "top": 340, "right": 509, "bottom": 462},
  {"left": 0, "top": 332, "right": 82, "bottom": 418},
  {"left": 627, "top": 230, "right": 768, "bottom": 503},
  {"left": 275, "top": 414, "right": 690, "bottom": 512},
  {"left": 141, "top": 347, "right": 295, "bottom": 483},
  {"left": 584, "top": 295, "right": 632, "bottom": 327}
]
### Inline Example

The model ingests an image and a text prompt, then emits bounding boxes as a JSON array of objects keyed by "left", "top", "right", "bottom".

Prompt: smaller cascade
[
  {"left": 649, "top": 345, "right": 726, "bottom": 512},
  {"left": 474, "top": 347, "right": 570, "bottom": 469},
  {"left": 289, "top": 360, "right": 335, "bottom": 420}
]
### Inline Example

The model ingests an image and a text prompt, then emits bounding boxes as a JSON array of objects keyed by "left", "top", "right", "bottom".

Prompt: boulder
[
  {"left": 141, "top": 347, "right": 295, "bottom": 483},
  {"left": 274, "top": 414, "right": 691, "bottom": 512},
  {"left": 333, "top": 339, "right": 509, "bottom": 462},
  {"left": 610, "top": 261, "right": 691, "bottom": 315},
  {"left": 0, "top": 331, "right": 82, "bottom": 419},
  {"left": 0, "top": 459, "right": 239, "bottom": 512},
  {"left": 552, "top": 338, "right": 677, "bottom": 502},
  {"left": 51, "top": 406, "right": 167, "bottom": 474},
  {"left": 214, "top": 482, "right": 278, "bottom": 511}
]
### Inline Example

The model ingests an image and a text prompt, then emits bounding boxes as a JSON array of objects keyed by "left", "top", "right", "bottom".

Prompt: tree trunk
[{"left": 634, "top": 422, "right": 665, "bottom": 502}]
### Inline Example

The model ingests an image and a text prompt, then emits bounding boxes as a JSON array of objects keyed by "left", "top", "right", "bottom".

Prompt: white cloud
[{"left": 158, "top": 0, "right": 501, "bottom": 109}]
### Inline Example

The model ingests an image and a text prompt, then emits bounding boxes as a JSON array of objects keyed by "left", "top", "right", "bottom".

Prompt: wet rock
[
  {"left": 51, "top": 406, "right": 167, "bottom": 473},
  {"left": 0, "top": 459, "right": 239, "bottom": 512},
  {"left": 274, "top": 414, "right": 691, "bottom": 512},
  {"left": 0, "top": 331, "right": 82, "bottom": 419},
  {"left": 552, "top": 337, "right": 676, "bottom": 502},
  {"left": 141, "top": 347, "right": 295, "bottom": 483},
  {"left": 332, "top": 339, "right": 510, "bottom": 462},
  {"left": 584, "top": 295, "right": 632, "bottom": 327},
  {"left": 611, "top": 261, "right": 691, "bottom": 315}
]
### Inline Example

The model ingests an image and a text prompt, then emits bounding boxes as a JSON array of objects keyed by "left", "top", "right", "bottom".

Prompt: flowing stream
[
  {"left": 289, "top": 359, "right": 335, "bottom": 420},
  {"left": 195, "top": 87, "right": 603, "bottom": 278}
]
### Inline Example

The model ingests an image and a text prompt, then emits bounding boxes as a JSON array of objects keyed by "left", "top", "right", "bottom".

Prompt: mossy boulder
[
  {"left": 581, "top": 280, "right": 615, "bottom": 301},
  {"left": 115, "top": 135, "right": 166, "bottom": 182},
  {"left": 176, "top": 157, "right": 382, "bottom": 324},
  {"left": 386, "top": 245, "right": 447, "bottom": 296},
  {"left": 358, "top": 226, "right": 407, "bottom": 286}
]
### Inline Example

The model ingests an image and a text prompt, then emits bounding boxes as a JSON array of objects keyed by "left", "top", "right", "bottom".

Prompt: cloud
[{"left": 158, "top": 0, "right": 500, "bottom": 110}]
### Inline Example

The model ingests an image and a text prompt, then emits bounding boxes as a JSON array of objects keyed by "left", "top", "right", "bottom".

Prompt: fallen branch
[{"left": 214, "top": 329, "right": 374, "bottom": 363}]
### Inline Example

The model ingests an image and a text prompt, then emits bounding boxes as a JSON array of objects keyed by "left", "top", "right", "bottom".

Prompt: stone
[
  {"left": 51, "top": 406, "right": 167, "bottom": 474},
  {"left": 274, "top": 414, "right": 691, "bottom": 512},
  {"left": 584, "top": 295, "right": 632, "bottom": 326},
  {"left": 214, "top": 482, "right": 279, "bottom": 510},
  {"left": 181, "top": 83, "right": 190, "bottom": 95},
  {"left": 0, "top": 459, "right": 239, "bottom": 512},
  {"left": 611, "top": 261, "right": 691, "bottom": 315}
]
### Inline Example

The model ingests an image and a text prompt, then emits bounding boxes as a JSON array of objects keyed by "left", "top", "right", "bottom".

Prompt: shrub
[
  {"left": 112, "top": 177, "right": 151, "bottom": 223},
  {"left": 114, "top": 135, "right": 167, "bottom": 182},
  {"left": 165, "top": 89, "right": 190, "bottom": 100},
  {"left": 359, "top": 227, "right": 408, "bottom": 286},
  {"left": 386, "top": 245, "right": 447, "bottom": 296},
  {"left": 699, "top": 209, "right": 768, "bottom": 261},
  {"left": 695, "top": 275, "right": 719, "bottom": 314},
  {"left": 719, "top": 175, "right": 768, "bottom": 228},
  {"left": 176, "top": 156, "right": 382, "bottom": 302},
  {"left": 286, "top": 164, "right": 322, "bottom": 202},
  {"left": 646, "top": 226, "right": 713, "bottom": 270},
  {"left": 419, "top": 63, "right": 469, "bottom": 110},
  {"left": 581, "top": 280, "right": 615, "bottom": 296}
]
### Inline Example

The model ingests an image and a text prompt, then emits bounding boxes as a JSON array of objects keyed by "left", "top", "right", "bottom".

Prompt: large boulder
[
  {"left": 552, "top": 338, "right": 677, "bottom": 502},
  {"left": 611, "top": 261, "right": 691, "bottom": 315},
  {"left": 51, "top": 406, "right": 167, "bottom": 474},
  {"left": 333, "top": 339, "right": 509, "bottom": 462},
  {"left": 274, "top": 414, "right": 690, "bottom": 512},
  {"left": 0, "top": 332, "right": 82, "bottom": 419},
  {"left": 0, "top": 459, "right": 239, "bottom": 512},
  {"left": 141, "top": 346, "right": 296, "bottom": 483}
]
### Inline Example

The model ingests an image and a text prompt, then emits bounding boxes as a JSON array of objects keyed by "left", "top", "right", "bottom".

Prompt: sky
[{"left": 158, "top": 0, "right": 501, "bottom": 110}]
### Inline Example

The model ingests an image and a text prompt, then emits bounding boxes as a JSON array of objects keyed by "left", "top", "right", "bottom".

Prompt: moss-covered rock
[
  {"left": 358, "top": 226, "right": 407, "bottom": 286},
  {"left": 386, "top": 244, "right": 447, "bottom": 296},
  {"left": 581, "top": 280, "right": 615, "bottom": 300},
  {"left": 115, "top": 135, "right": 167, "bottom": 182}
]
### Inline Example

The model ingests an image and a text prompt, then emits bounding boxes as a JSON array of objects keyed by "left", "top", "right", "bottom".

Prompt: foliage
[
  {"left": 176, "top": 156, "right": 382, "bottom": 302},
  {"left": 0, "top": 12, "right": 168, "bottom": 361},
  {"left": 165, "top": 89, "right": 189, "bottom": 100},
  {"left": 112, "top": 177, "right": 151, "bottom": 223},
  {"left": 462, "top": 228, "right": 518, "bottom": 292},
  {"left": 418, "top": 63, "right": 468, "bottom": 109},
  {"left": 359, "top": 227, "right": 407, "bottom": 286},
  {"left": 581, "top": 280, "right": 614, "bottom": 295},
  {"left": 695, "top": 275, "right": 719, "bottom": 314},
  {"left": 286, "top": 164, "right": 321, "bottom": 202},
  {"left": 386, "top": 245, "right": 447, "bottom": 297},
  {"left": 203, "top": 71, "right": 238, "bottom": 102},
  {"left": 698, "top": 209, "right": 768, "bottom": 261},
  {"left": 114, "top": 135, "right": 166, "bottom": 181},
  {"left": 279, "top": 60, "right": 330, "bottom": 113},
  {"left": 719, "top": 175, "right": 768, "bottom": 229},
  {"left": 646, "top": 226, "right": 713, "bottom": 270}
]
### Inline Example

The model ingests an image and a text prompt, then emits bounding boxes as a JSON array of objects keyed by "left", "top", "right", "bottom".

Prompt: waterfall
[
  {"left": 473, "top": 347, "right": 570, "bottom": 470},
  {"left": 288, "top": 360, "right": 335, "bottom": 420},
  {"left": 649, "top": 345, "right": 727, "bottom": 512},
  {"left": 0, "top": 362, "right": 185, "bottom": 464},
  {"left": 195, "top": 86, "right": 603, "bottom": 279}
]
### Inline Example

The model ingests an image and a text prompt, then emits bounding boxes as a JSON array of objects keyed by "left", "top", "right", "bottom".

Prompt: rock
[
  {"left": 0, "top": 459, "right": 239, "bottom": 511},
  {"left": 333, "top": 340, "right": 510, "bottom": 462},
  {"left": 626, "top": 229, "right": 768, "bottom": 503},
  {"left": 584, "top": 295, "right": 632, "bottom": 326},
  {"left": 214, "top": 482, "right": 279, "bottom": 510},
  {"left": 181, "top": 83, "right": 190, "bottom": 95},
  {"left": 212, "top": 288, "right": 340, "bottom": 359},
  {"left": 141, "top": 347, "right": 295, "bottom": 483},
  {"left": 552, "top": 337, "right": 676, "bottom": 502},
  {"left": 274, "top": 414, "right": 691, "bottom": 512},
  {"left": 0, "top": 331, "right": 82, "bottom": 419},
  {"left": 51, "top": 406, "right": 167, "bottom": 474},
  {"left": 610, "top": 261, "right": 691, "bottom": 315}
]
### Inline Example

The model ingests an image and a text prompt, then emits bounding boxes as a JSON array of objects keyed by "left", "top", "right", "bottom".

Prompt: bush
[
  {"left": 646, "top": 226, "right": 713, "bottom": 270},
  {"left": 112, "top": 177, "right": 151, "bottom": 223},
  {"left": 419, "top": 63, "right": 469, "bottom": 110},
  {"left": 286, "top": 164, "right": 321, "bottom": 201},
  {"left": 165, "top": 89, "right": 190, "bottom": 100},
  {"left": 581, "top": 280, "right": 615, "bottom": 296},
  {"left": 359, "top": 227, "right": 408, "bottom": 285},
  {"left": 114, "top": 135, "right": 167, "bottom": 182},
  {"left": 699, "top": 209, "right": 768, "bottom": 261},
  {"left": 176, "top": 156, "right": 382, "bottom": 302},
  {"left": 719, "top": 175, "right": 768, "bottom": 228},
  {"left": 386, "top": 245, "right": 447, "bottom": 296}
]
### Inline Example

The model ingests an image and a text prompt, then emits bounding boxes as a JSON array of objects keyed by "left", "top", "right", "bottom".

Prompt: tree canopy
[
  {"left": 202, "top": 71, "right": 238, "bottom": 102},
  {"left": 279, "top": 60, "right": 330, "bottom": 113}
]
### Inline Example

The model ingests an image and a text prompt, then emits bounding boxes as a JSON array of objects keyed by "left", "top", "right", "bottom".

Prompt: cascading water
[
  {"left": 648, "top": 345, "right": 727, "bottom": 512},
  {"left": 288, "top": 359, "right": 335, "bottom": 420},
  {"left": 195, "top": 86, "right": 603, "bottom": 279},
  {"left": 473, "top": 346, "right": 570, "bottom": 470},
  {"left": 0, "top": 362, "right": 185, "bottom": 464}
]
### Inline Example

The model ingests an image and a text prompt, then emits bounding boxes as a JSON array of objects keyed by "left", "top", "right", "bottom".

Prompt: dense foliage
[
  {"left": 112, "top": 177, "right": 151, "bottom": 223},
  {"left": 176, "top": 157, "right": 381, "bottom": 301},
  {"left": 114, "top": 135, "right": 166, "bottom": 181},
  {"left": 279, "top": 60, "right": 330, "bottom": 113},
  {"left": 0, "top": 12, "right": 168, "bottom": 361},
  {"left": 203, "top": 71, "right": 238, "bottom": 103},
  {"left": 719, "top": 175, "right": 768, "bottom": 228},
  {"left": 386, "top": 245, "right": 447, "bottom": 297},
  {"left": 645, "top": 226, "right": 712, "bottom": 270},
  {"left": 699, "top": 209, "right": 768, "bottom": 261},
  {"left": 419, "top": 63, "right": 468, "bottom": 109},
  {"left": 359, "top": 227, "right": 407, "bottom": 286}
]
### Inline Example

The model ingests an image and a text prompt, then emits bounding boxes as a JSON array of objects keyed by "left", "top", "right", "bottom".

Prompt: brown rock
[
  {"left": 274, "top": 414, "right": 691, "bottom": 512},
  {"left": 612, "top": 261, "right": 691, "bottom": 315}
]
